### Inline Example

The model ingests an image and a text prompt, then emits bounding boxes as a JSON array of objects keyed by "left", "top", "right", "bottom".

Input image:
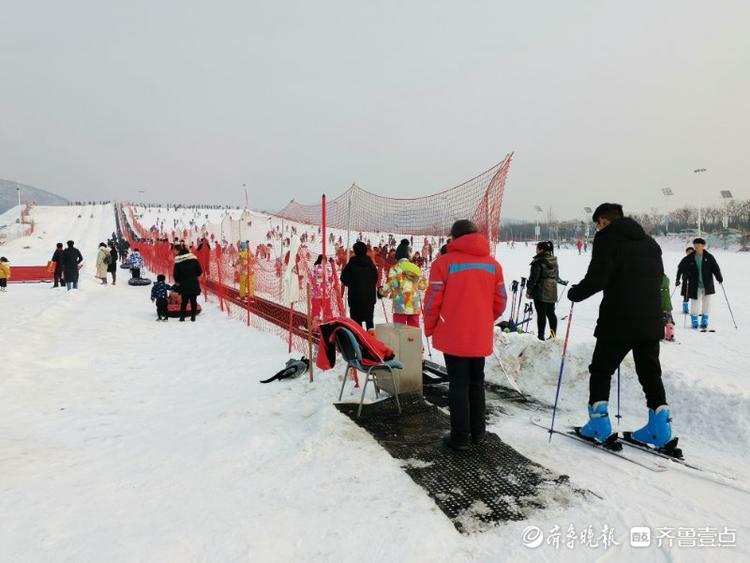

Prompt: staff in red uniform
[{"left": 423, "top": 220, "right": 507, "bottom": 451}]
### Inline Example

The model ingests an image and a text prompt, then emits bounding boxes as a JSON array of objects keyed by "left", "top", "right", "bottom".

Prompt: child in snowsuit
[
  {"left": 661, "top": 274, "right": 675, "bottom": 342},
  {"left": 129, "top": 249, "right": 144, "bottom": 279},
  {"left": 0, "top": 257, "right": 10, "bottom": 292},
  {"left": 151, "top": 274, "right": 171, "bottom": 321},
  {"left": 380, "top": 240, "right": 427, "bottom": 327}
]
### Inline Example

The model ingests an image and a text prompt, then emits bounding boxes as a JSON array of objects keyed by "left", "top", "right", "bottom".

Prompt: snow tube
[
  {"left": 166, "top": 302, "right": 202, "bottom": 318},
  {"left": 128, "top": 277, "right": 152, "bottom": 286},
  {"left": 119, "top": 263, "right": 130, "bottom": 270}
]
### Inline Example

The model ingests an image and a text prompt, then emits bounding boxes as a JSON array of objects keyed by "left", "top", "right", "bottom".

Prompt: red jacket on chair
[
  {"left": 317, "top": 317, "right": 395, "bottom": 371},
  {"left": 423, "top": 233, "right": 506, "bottom": 357}
]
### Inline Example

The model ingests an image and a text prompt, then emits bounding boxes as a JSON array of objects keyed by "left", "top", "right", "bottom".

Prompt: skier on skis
[
  {"left": 567, "top": 203, "right": 672, "bottom": 448},
  {"left": 681, "top": 238, "right": 723, "bottom": 331},
  {"left": 675, "top": 246, "right": 695, "bottom": 315}
]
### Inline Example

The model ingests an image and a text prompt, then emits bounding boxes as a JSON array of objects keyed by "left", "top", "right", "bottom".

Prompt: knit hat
[{"left": 395, "top": 240, "right": 410, "bottom": 261}]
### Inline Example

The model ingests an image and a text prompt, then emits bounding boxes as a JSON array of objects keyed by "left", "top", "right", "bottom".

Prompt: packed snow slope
[{"left": 1, "top": 205, "right": 748, "bottom": 562}]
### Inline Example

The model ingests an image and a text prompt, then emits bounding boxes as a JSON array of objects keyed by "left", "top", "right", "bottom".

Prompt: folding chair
[{"left": 334, "top": 328, "right": 403, "bottom": 417}]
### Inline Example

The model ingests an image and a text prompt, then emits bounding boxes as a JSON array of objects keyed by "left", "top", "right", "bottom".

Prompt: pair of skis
[
  {"left": 531, "top": 415, "right": 740, "bottom": 484},
  {"left": 531, "top": 415, "right": 667, "bottom": 472}
]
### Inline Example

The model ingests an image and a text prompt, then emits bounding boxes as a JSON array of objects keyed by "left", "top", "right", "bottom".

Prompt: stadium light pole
[
  {"left": 534, "top": 205, "right": 542, "bottom": 240},
  {"left": 661, "top": 188, "right": 674, "bottom": 234},
  {"left": 693, "top": 168, "right": 707, "bottom": 236},
  {"left": 720, "top": 190, "right": 733, "bottom": 230},
  {"left": 16, "top": 184, "right": 22, "bottom": 223}
]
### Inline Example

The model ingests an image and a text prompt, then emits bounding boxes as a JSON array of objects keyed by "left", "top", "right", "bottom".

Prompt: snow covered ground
[{"left": 1, "top": 205, "right": 748, "bottom": 562}]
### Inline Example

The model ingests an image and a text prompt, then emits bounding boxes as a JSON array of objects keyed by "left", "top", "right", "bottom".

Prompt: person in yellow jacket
[
  {"left": 236, "top": 242, "right": 256, "bottom": 300},
  {"left": 0, "top": 257, "right": 10, "bottom": 292},
  {"left": 379, "top": 240, "right": 427, "bottom": 327}
]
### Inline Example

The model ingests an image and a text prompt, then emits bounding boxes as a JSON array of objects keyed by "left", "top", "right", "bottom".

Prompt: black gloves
[{"left": 567, "top": 285, "right": 581, "bottom": 303}]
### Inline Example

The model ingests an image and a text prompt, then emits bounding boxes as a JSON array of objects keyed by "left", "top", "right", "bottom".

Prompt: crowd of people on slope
[{"left": 2, "top": 202, "right": 733, "bottom": 460}]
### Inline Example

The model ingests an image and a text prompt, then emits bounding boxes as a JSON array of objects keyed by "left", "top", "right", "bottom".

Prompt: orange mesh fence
[
  {"left": 275, "top": 155, "right": 512, "bottom": 246},
  {"left": 115, "top": 156, "right": 511, "bottom": 354}
]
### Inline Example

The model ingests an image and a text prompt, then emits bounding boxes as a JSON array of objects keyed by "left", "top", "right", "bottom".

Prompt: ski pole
[
  {"left": 425, "top": 334, "right": 433, "bottom": 359},
  {"left": 516, "top": 277, "right": 527, "bottom": 325},
  {"left": 509, "top": 280, "right": 518, "bottom": 326},
  {"left": 549, "top": 302, "right": 575, "bottom": 442},
  {"left": 380, "top": 297, "right": 389, "bottom": 324},
  {"left": 492, "top": 349, "right": 526, "bottom": 400},
  {"left": 616, "top": 366, "right": 622, "bottom": 426},
  {"left": 720, "top": 283, "right": 738, "bottom": 330}
]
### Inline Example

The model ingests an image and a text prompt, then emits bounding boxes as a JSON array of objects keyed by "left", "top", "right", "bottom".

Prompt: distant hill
[{"left": 0, "top": 179, "right": 69, "bottom": 214}]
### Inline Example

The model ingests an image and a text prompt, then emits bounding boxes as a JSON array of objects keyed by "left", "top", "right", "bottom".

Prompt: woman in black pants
[
  {"left": 173, "top": 247, "right": 203, "bottom": 322},
  {"left": 526, "top": 241, "right": 566, "bottom": 341}
]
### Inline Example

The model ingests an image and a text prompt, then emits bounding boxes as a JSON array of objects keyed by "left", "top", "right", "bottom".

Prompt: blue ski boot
[
  {"left": 700, "top": 314, "right": 709, "bottom": 330},
  {"left": 577, "top": 401, "right": 612, "bottom": 443},
  {"left": 631, "top": 405, "right": 672, "bottom": 448},
  {"left": 691, "top": 315, "right": 699, "bottom": 329},
  {"left": 682, "top": 302, "right": 689, "bottom": 314}
]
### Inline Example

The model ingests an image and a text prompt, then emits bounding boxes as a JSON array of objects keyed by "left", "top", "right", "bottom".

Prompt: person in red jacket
[{"left": 423, "top": 220, "right": 507, "bottom": 450}]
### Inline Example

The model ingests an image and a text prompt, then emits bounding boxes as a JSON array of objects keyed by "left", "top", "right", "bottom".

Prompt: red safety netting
[
  {"left": 0, "top": 204, "right": 35, "bottom": 245},
  {"left": 117, "top": 205, "right": 324, "bottom": 356},
  {"left": 116, "top": 156, "right": 512, "bottom": 358},
  {"left": 275, "top": 155, "right": 512, "bottom": 247}
]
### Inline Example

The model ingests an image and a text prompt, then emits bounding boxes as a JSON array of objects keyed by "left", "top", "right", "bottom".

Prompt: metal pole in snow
[
  {"left": 549, "top": 302, "right": 574, "bottom": 442},
  {"left": 322, "top": 194, "right": 327, "bottom": 320}
]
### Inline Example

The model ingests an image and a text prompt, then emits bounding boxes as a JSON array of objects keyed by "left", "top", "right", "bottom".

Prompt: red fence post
[
  {"left": 246, "top": 247, "right": 251, "bottom": 327},
  {"left": 321, "top": 194, "right": 327, "bottom": 319}
]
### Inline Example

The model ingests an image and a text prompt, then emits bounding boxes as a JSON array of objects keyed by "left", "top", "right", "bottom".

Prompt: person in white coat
[{"left": 95, "top": 243, "right": 110, "bottom": 285}]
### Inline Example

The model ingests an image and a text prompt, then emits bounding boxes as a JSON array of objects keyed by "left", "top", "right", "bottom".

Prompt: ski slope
[{"left": 1, "top": 205, "right": 748, "bottom": 562}]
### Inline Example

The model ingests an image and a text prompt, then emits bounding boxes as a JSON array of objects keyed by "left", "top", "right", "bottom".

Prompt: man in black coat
[
  {"left": 340, "top": 241, "right": 378, "bottom": 329},
  {"left": 51, "top": 243, "right": 65, "bottom": 288},
  {"left": 61, "top": 240, "right": 83, "bottom": 290},
  {"left": 677, "top": 238, "right": 723, "bottom": 330},
  {"left": 675, "top": 247, "right": 695, "bottom": 315},
  {"left": 173, "top": 248, "right": 203, "bottom": 322},
  {"left": 567, "top": 203, "right": 672, "bottom": 448}
]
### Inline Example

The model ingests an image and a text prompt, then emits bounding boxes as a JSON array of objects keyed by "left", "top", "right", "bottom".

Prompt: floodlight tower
[
  {"left": 661, "top": 187, "right": 674, "bottom": 234},
  {"left": 720, "top": 190, "right": 733, "bottom": 230},
  {"left": 693, "top": 168, "right": 707, "bottom": 235},
  {"left": 534, "top": 205, "right": 543, "bottom": 240}
]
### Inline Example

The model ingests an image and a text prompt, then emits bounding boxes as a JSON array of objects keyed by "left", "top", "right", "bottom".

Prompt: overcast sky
[{"left": 1, "top": 1, "right": 748, "bottom": 220}]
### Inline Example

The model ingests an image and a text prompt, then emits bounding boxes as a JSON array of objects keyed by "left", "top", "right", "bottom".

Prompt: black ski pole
[
  {"left": 549, "top": 302, "right": 575, "bottom": 442},
  {"left": 720, "top": 283, "right": 738, "bottom": 329},
  {"left": 509, "top": 280, "right": 519, "bottom": 327},
  {"left": 616, "top": 366, "right": 622, "bottom": 426},
  {"left": 516, "top": 277, "right": 527, "bottom": 327}
]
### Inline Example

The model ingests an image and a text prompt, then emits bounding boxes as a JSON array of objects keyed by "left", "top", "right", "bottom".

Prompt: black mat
[
  {"left": 336, "top": 395, "right": 584, "bottom": 533},
  {"left": 422, "top": 360, "right": 552, "bottom": 413}
]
